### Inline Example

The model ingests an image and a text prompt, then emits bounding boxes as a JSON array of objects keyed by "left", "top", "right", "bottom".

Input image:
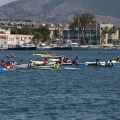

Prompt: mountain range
[{"left": 0, "top": 0, "right": 120, "bottom": 27}]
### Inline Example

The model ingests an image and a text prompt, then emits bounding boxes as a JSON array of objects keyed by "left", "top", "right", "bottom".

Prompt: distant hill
[{"left": 0, "top": 0, "right": 120, "bottom": 27}]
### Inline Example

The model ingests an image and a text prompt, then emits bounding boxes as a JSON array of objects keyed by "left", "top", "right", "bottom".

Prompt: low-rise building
[
  {"left": 0, "top": 19, "right": 34, "bottom": 29},
  {"left": 0, "top": 28, "right": 34, "bottom": 49}
]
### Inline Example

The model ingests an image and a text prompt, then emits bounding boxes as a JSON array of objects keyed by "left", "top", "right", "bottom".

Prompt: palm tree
[
  {"left": 101, "top": 26, "right": 110, "bottom": 44},
  {"left": 108, "top": 26, "right": 116, "bottom": 44},
  {"left": 96, "top": 31, "right": 101, "bottom": 45}
]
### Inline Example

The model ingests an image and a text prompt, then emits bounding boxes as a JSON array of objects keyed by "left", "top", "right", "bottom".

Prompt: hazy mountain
[{"left": 0, "top": 0, "right": 120, "bottom": 26}]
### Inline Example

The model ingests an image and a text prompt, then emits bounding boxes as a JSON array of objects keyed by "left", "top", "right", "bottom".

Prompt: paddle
[{"left": 17, "top": 59, "right": 23, "bottom": 65}]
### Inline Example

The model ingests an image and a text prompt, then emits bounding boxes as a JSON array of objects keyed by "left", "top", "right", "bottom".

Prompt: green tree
[
  {"left": 37, "top": 26, "right": 50, "bottom": 42},
  {"left": 11, "top": 25, "right": 50, "bottom": 44},
  {"left": 33, "top": 32, "right": 43, "bottom": 44},
  {"left": 11, "top": 25, "right": 32, "bottom": 35},
  {"left": 69, "top": 13, "right": 96, "bottom": 30}
]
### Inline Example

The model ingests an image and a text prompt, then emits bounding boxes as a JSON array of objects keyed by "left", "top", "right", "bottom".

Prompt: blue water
[{"left": 0, "top": 49, "right": 120, "bottom": 120}]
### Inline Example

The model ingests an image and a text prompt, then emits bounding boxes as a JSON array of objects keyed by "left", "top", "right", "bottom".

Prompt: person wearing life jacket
[
  {"left": 63, "top": 57, "right": 69, "bottom": 63},
  {"left": 54, "top": 61, "right": 60, "bottom": 69},
  {"left": 72, "top": 58, "right": 77, "bottom": 64},
  {"left": 43, "top": 58, "right": 49, "bottom": 65},
  {"left": 28, "top": 60, "right": 35, "bottom": 68},
  {"left": 9, "top": 62, "right": 14, "bottom": 70},
  {"left": 6, "top": 62, "right": 11, "bottom": 70},
  {"left": 57, "top": 57, "right": 62, "bottom": 64}
]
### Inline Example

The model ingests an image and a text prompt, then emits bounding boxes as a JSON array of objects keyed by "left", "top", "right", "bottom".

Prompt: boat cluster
[
  {"left": 1, "top": 53, "right": 120, "bottom": 73},
  {"left": 0, "top": 53, "right": 18, "bottom": 72},
  {"left": 14, "top": 53, "right": 120, "bottom": 69}
]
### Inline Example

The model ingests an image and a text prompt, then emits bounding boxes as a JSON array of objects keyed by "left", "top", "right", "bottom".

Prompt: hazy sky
[{"left": 0, "top": 0, "right": 17, "bottom": 6}]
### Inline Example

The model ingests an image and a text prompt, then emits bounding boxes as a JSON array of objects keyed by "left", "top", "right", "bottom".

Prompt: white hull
[
  {"left": 86, "top": 61, "right": 106, "bottom": 66},
  {"left": 108, "top": 60, "right": 120, "bottom": 64},
  {"left": 15, "top": 64, "right": 28, "bottom": 68}
]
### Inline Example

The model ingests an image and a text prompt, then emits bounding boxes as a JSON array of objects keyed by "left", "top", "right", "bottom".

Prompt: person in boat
[
  {"left": 72, "top": 57, "right": 79, "bottom": 64},
  {"left": 6, "top": 62, "right": 11, "bottom": 70},
  {"left": 43, "top": 58, "right": 49, "bottom": 65},
  {"left": 28, "top": 60, "right": 35, "bottom": 68},
  {"left": 12, "top": 60, "right": 17, "bottom": 66},
  {"left": 47, "top": 57, "right": 50, "bottom": 62},
  {"left": 98, "top": 52, "right": 102, "bottom": 56},
  {"left": 116, "top": 56, "right": 120, "bottom": 62},
  {"left": 54, "top": 61, "right": 60, "bottom": 69},
  {"left": 63, "top": 57, "right": 69, "bottom": 63},
  {"left": 1, "top": 59, "right": 6, "bottom": 68},
  {"left": 72, "top": 58, "right": 77, "bottom": 64},
  {"left": 95, "top": 59, "right": 100, "bottom": 66},
  {"left": 57, "top": 57, "right": 62, "bottom": 64},
  {"left": 6, "top": 54, "right": 10, "bottom": 58},
  {"left": 10, "top": 62, "right": 14, "bottom": 70},
  {"left": 10, "top": 53, "right": 15, "bottom": 57},
  {"left": 63, "top": 56, "right": 66, "bottom": 63},
  {"left": 64, "top": 58, "right": 69, "bottom": 63},
  {"left": 108, "top": 59, "right": 113, "bottom": 66},
  {"left": 6, "top": 62, "right": 14, "bottom": 70}
]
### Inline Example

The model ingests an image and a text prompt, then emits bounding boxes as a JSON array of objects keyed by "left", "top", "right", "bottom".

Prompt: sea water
[{"left": 0, "top": 49, "right": 120, "bottom": 120}]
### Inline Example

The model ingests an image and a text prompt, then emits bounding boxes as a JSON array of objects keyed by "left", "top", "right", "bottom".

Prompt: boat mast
[
  {"left": 78, "top": 16, "right": 80, "bottom": 43},
  {"left": 79, "top": 18, "right": 86, "bottom": 46},
  {"left": 89, "top": 28, "right": 91, "bottom": 45},
  {"left": 96, "top": 21, "right": 98, "bottom": 45},
  {"left": 78, "top": 16, "right": 86, "bottom": 46},
  {"left": 58, "top": 23, "right": 61, "bottom": 46}
]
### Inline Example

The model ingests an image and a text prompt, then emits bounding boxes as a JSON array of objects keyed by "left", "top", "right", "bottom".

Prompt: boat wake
[{"left": 63, "top": 67, "right": 80, "bottom": 70}]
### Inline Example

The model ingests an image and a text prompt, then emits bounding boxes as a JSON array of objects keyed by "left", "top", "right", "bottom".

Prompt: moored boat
[
  {"left": 7, "top": 44, "right": 36, "bottom": 50},
  {"left": 49, "top": 46, "right": 72, "bottom": 50}
]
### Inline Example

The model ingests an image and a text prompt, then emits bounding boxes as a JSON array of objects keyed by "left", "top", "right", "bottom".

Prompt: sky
[{"left": 0, "top": 0, "right": 17, "bottom": 6}]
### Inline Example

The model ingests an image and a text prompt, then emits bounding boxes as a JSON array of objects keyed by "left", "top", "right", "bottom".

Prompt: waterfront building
[
  {"left": 0, "top": 28, "right": 34, "bottom": 49},
  {"left": 63, "top": 29, "right": 100, "bottom": 45},
  {"left": 0, "top": 28, "right": 11, "bottom": 49},
  {"left": 7, "top": 34, "right": 34, "bottom": 48},
  {"left": 100, "top": 23, "right": 119, "bottom": 46},
  {"left": 61, "top": 23, "right": 119, "bottom": 46}
]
